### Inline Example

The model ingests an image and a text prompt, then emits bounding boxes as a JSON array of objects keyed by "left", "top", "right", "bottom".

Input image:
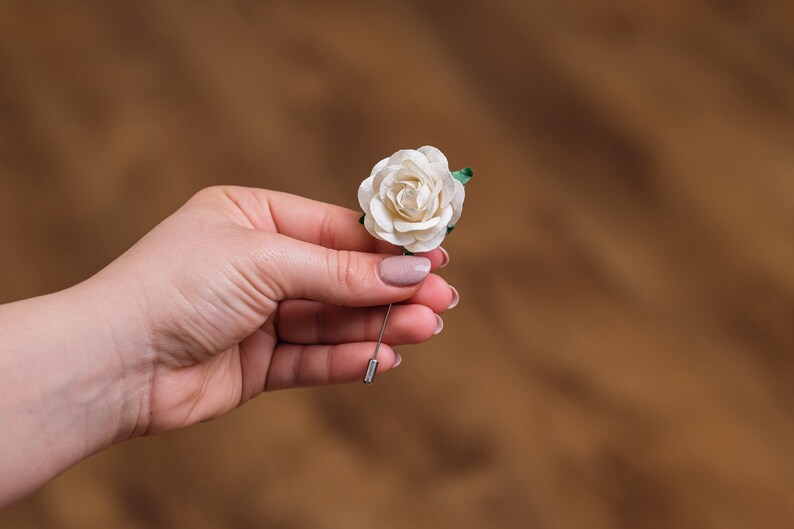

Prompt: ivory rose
[{"left": 358, "top": 146, "right": 465, "bottom": 253}]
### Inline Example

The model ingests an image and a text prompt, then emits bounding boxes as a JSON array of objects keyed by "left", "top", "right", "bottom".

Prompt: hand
[
  {"left": 0, "top": 186, "right": 457, "bottom": 503},
  {"left": 93, "top": 186, "right": 456, "bottom": 435}
]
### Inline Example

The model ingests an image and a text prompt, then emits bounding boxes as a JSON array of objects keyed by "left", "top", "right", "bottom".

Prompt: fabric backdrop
[{"left": 1, "top": 1, "right": 793, "bottom": 528}]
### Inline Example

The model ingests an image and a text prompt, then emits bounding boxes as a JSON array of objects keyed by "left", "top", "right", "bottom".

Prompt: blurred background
[{"left": 1, "top": 0, "right": 793, "bottom": 528}]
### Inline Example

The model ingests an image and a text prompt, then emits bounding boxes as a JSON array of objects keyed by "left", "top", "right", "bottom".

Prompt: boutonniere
[
  {"left": 358, "top": 146, "right": 472, "bottom": 254},
  {"left": 357, "top": 146, "right": 473, "bottom": 383}
]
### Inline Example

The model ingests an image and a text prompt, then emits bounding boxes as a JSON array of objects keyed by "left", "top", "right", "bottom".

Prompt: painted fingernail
[
  {"left": 393, "top": 352, "right": 402, "bottom": 367},
  {"left": 448, "top": 286, "right": 460, "bottom": 309},
  {"left": 438, "top": 247, "right": 450, "bottom": 268},
  {"left": 434, "top": 314, "right": 444, "bottom": 335},
  {"left": 379, "top": 256, "right": 431, "bottom": 286}
]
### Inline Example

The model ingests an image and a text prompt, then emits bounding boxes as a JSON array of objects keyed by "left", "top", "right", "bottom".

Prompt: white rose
[{"left": 358, "top": 146, "right": 465, "bottom": 253}]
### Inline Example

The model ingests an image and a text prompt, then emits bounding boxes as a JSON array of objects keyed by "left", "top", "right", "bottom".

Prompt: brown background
[{"left": 2, "top": 1, "right": 794, "bottom": 528}]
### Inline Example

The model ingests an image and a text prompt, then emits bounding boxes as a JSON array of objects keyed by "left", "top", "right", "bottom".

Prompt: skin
[{"left": 0, "top": 186, "right": 456, "bottom": 506}]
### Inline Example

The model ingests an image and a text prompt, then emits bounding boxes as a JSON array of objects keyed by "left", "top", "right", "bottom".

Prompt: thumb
[{"left": 258, "top": 235, "right": 432, "bottom": 307}]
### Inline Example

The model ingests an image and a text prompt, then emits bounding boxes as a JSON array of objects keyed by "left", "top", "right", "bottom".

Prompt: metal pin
[{"left": 363, "top": 303, "right": 392, "bottom": 384}]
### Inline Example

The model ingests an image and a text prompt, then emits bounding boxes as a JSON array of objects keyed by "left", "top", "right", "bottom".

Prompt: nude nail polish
[
  {"left": 438, "top": 247, "right": 450, "bottom": 268},
  {"left": 434, "top": 314, "right": 444, "bottom": 335},
  {"left": 379, "top": 256, "right": 431, "bottom": 286},
  {"left": 448, "top": 286, "right": 460, "bottom": 309}
]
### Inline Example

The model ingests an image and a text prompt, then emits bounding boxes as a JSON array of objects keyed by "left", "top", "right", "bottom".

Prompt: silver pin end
[{"left": 363, "top": 358, "right": 379, "bottom": 384}]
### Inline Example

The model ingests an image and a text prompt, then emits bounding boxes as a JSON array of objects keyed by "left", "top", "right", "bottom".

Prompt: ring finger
[{"left": 276, "top": 299, "right": 442, "bottom": 345}]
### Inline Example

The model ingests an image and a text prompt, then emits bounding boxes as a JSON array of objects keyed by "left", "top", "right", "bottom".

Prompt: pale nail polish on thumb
[{"left": 378, "top": 256, "right": 431, "bottom": 286}]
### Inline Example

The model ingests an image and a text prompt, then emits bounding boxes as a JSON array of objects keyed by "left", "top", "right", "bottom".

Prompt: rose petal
[
  {"left": 375, "top": 227, "right": 415, "bottom": 246},
  {"left": 417, "top": 146, "right": 449, "bottom": 169},
  {"left": 373, "top": 167, "right": 400, "bottom": 194},
  {"left": 394, "top": 216, "right": 441, "bottom": 232},
  {"left": 413, "top": 206, "right": 453, "bottom": 241},
  {"left": 389, "top": 191, "right": 418, "bottom": 221},
  {"left": 422, "top": 194, "right": 440, "bottom": 223},
  {"left": 405, "top": 228, "right": 447, "bottom": 253},
  {"left": 364, "top": 214, "right": 379, "bottom": 239},
  {"left": 398, "top": 207, "right": 423, "bottom": 221},
  {"left": 390, "top": 182, "right": 427, "bottom": 221},
  {"left": 415, "top": 181, "right": 432, "bottom": 209},
  {"left": 369, "top": 157, "right": 390, "bottom": 178},
  {"left": 369, "top": 198, "right": 395, "bottom": 231},
  {"left": 397, "top": 186, "right": 415, "bottom": 209},
  {"left": 414, "top": 207, "right": 452, "bottom": 242},
  {"left": 387, "top": 185, "right": 402, "bottom": 209},
  {"left": 402, "top": 159, "right": 436, "bottom": 186},
  {"left": 427, "top": 160, "right": 450, "bottom": 176},
  {"left": 358, "top": 176, "right": 376, "bottom": 214},
  {"left": 379, "top": 170, "right": 419, "bottom": 202},
  {"left": 448, "top": 179, "right": 465, "bottom": 226},
  {"left": 422, "top": 178, "right": 444, "bottom": 221},
  {"left": 439, "top": 171, "right": 456, "bottom": 208},
  {"left": 388, "top": 149, "right": 428, "bottom": 167},
  {"left": 413, "top": 226, "right": 444, "bottom": 242}
]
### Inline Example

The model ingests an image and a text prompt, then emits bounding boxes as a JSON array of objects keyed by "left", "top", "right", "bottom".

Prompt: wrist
[
  {"left": 0, "top": 280, "right": 153, "bottom": 504},
  {"left": 75, "top": 275, "right": 156, "bottom": 441}
]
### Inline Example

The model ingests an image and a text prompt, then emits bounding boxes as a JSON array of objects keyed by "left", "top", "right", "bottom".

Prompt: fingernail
[
  {"left": 438, "top": 247, "right": 450, "bottom": 268},
  {"left": 393, "top": 352, "right": 402, "bottom": 367},
  {"left": 379, "top": 256, "right": 431, "bottom": 286},
  {"left": 434, "top": 314, "right": 444, "bottom": 335},
  {"left": 448, "top": 286, "right": 460, "bottom": 309}
]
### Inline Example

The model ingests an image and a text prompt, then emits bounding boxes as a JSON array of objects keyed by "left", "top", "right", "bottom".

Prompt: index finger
[{"left": 217, "top": 186, "right": 448, "bottom": 267}]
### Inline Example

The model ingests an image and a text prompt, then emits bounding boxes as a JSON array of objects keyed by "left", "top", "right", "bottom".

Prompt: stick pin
[{"left": 363, "top": 303, "right": 392, "bottom": 384}]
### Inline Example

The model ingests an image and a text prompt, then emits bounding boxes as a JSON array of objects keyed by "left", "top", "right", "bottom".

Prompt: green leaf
[
  {"left": 451, "top": 167, "right": 473, "bottom": 186},
  {"left": 402, "top": 247, "right": 414, "bottom": 256},
  {"left": 359, "top": 214, "right": 366, "bottom": 224},
  {"left": 446, "top": 225, "right": 456, "bottom": 235}
]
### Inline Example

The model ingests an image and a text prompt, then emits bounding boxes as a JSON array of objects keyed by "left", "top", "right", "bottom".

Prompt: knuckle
[
  {"left": 319, "top": 209, "right": 336, "bottom": 249},
  {"left": 329, "top": 249, "right": 360, "bottom": 291},
  {"left": 188, "top": 185, "right": 235, "bottom": 207},
  {"left": 191, "top": 185, "right": 225, "bottom": 201}
]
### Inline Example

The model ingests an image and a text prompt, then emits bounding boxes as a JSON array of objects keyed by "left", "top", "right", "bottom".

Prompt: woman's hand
[
  {"left": 0, "top": 186, "right": 457, "bottom": 505},
  {"left": 92, "top": 186, "right": 456, "bottom": 435}
]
